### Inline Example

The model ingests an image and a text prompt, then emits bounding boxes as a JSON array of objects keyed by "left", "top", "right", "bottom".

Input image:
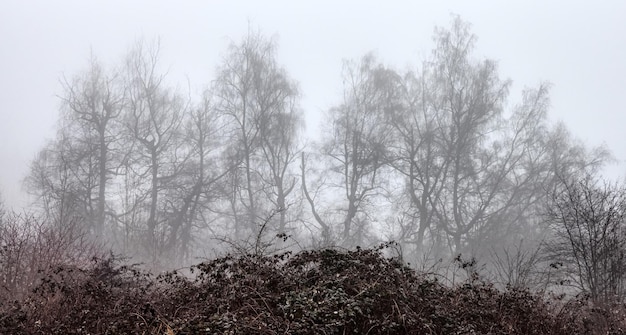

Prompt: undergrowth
[{"left": 1, "top": 244, "right": 624, "bottom": 334}]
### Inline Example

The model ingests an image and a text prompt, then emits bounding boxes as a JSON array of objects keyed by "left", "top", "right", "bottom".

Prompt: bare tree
[
  {"left": 258, "top": 91, "right": 303, "bottom": 233},
  {"left": 385, "top": 67, "right": 449, "bottom": 256},
  {"left": 300, "top": 152, "right": 333, "bottom": 246},
  {"left": 58, "top": 55, "right": 125, "bottom": 236},
  {"left": 26, "top": 56, "right": 125, "bottom": 237},
  {"left": 163, "top": 90, "right": 230, "bottom": 262},
  {"left": 122, "top": 40, "right": 186, "bottom": 260},
  {"left": 489, "top": 239, "right": 554, "bottom": 290},
  {"left": 26, "top": 135, "right": 89, "bottom": 227},
  {"left": 385, "top": 17, "right": 610, "bottom": 262},
  {"left": 545, "top": 174, "right": 626, "bottom": 303},
  {"left": 213, "top": 29, "right": 303, "bottom": 239},
  {"left": 307, "top": 53, "right": 397, "bottom": 246},
  {"left": 424, "top": 17, "right": 511, "bottom": 255},
  {"left": 385, "top": 17, "right": 512, "bottom": 256}
]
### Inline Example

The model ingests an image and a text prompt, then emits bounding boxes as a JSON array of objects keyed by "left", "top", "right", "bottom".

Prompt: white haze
[{"left": 1, "top": 0, "right": 625, "bottom": 210}]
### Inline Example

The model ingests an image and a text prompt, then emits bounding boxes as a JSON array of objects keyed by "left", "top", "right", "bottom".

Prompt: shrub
[{"left": 1, "top": 244, "right": 625, "bottom": 334}]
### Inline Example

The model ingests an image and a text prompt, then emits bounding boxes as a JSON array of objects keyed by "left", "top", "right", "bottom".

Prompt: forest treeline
[{"left": 2, "top": 17, "right": 626, "bottom": 306}]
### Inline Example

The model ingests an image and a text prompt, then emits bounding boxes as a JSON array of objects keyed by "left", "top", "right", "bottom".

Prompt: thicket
[{"left": 1, "top": 244, "right": 624, "bottom": 334}]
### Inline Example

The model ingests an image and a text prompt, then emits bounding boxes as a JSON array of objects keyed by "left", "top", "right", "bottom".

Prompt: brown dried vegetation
[{"left": 1, "top": 244, "right": 625, "bottom": 334}]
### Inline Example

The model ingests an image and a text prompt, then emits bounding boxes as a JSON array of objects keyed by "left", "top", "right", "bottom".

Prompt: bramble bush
[{"left": 1, "top": 243, "right": 625, "bottom": 334}]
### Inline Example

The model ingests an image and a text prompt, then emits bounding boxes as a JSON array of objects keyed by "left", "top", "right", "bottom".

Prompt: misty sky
[{"left": 1, "top": 1, "right": 625, "bottom": 210}]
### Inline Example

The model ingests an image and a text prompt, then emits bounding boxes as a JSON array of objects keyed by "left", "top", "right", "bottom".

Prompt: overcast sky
[{"left": 1, "top": 1, "right": 625, "bottom": 210}]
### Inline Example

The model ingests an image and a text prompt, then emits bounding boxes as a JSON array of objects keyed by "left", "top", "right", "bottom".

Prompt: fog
[
  {"left": 2, "top": 1, "right": 626, "bottom": 211},
  {"left": 1, "top": 1, "right": 626, "bottom": 299}
]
